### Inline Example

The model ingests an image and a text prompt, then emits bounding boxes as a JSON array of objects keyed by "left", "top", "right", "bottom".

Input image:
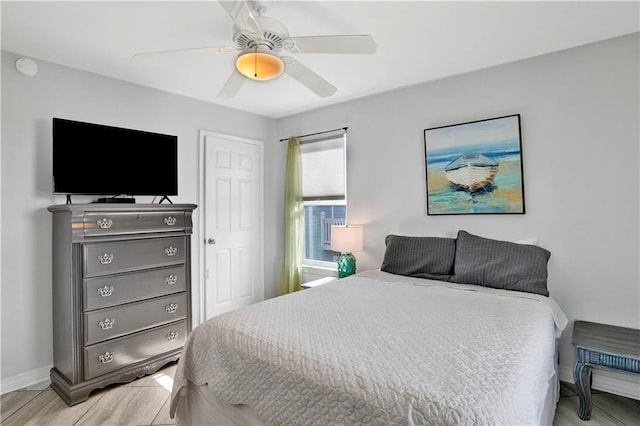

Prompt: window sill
[
  {"left": 301, "top": 263, "right": 336, "bottom": 273},
  {"left": 301, "top": 276, "right": 337, "bottom": 289},
  {"left": 301, "top": 263, "right": 337, "bottom": 282}
]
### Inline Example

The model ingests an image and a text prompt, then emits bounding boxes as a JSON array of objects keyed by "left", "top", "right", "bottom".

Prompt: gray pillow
[
  {"left": 381, "top": 234, "right": 456, "bottom": 281},
  {"left": 451, "top": 230, "right": 551, "bottom": 296}
]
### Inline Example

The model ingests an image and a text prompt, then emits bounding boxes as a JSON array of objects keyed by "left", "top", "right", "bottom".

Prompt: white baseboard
[
  {"left": 559, "top": 364, "right": 640, "bottom": 400},
  {"left": 1, "top": 365, "right": 51, "bottom": 394}
]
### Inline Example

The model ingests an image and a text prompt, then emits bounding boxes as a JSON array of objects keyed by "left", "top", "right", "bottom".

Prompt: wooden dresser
[{"left": 48, "top": 203, "right": 197, "bottom": 405}]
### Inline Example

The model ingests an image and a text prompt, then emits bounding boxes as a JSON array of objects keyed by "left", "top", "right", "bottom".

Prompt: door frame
[{"left": 198, "top": 130, "right": 265, "bottom": 324}]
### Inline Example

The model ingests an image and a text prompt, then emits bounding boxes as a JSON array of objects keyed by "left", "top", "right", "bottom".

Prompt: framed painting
[{"left": 424, "top": 114, "right": 525, "bottom": 215}]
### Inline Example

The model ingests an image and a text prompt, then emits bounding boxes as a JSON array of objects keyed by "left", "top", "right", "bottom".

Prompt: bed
[{"left": 170, "top": 231, "right": 568, "bottom": 425}]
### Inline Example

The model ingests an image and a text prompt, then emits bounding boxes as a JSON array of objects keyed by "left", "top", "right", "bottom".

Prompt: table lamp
[{"left": 330, "top": 225, "right": 363, "bottom": 278}]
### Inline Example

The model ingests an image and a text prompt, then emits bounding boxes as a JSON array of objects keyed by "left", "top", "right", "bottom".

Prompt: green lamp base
[{"left": 337, "top": 252, "right": 356, "bottom": 279}]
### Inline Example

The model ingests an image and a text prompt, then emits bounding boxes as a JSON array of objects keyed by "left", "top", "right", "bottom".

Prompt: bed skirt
[
  {"left": 174, "top": 381, "right": 264, "bottom": 426},
  {"left": 174, "top": 367, "right": 560, "bottom": 426}
]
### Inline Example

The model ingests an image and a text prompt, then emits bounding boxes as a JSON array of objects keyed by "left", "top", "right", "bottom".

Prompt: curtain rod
[{"left": 279, "top": 127, "right": 348, "bottom": 142}]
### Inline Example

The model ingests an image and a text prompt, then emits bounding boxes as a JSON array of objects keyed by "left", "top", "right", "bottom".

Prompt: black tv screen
[{"left": 53, "top": 118, "right": 178, "bottom": 196}]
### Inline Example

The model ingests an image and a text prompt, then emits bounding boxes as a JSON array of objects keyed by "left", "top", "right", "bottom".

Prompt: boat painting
[
  {"left": 424, "top": 114, "right": 525, "bottom": 215},
  {"left": 444, "top": 153, "right": 498, "bottom": 193}
]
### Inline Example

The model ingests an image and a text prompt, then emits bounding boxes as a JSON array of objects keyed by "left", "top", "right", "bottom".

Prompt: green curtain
[{"left": 281, "top": 137, "right": 303, "bottom": 295}]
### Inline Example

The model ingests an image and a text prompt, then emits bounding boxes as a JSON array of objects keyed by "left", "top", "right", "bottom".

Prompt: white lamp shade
[{"left": 330, "top": 226, "right": 363, "bottom": 253}]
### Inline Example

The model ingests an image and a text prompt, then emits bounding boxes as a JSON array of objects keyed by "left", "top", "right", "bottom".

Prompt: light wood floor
[
  {"left": 1, "top": 363, "right": 177, "bottom": 426},
  {"left": 2, "top": 364, "right": 639, "bottom": 425},
  {"left": 556, "top": 382, "right": 640, "bottom": 425}
]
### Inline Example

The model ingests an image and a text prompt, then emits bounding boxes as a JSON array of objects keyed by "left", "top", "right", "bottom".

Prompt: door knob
[{"left": 207, "top": 238, "right": 216, "bottom": 245}]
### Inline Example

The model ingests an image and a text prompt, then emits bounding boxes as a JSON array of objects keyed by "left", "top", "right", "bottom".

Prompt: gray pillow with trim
[
  {"left": 381, "top": 234, "right": 456, "bottom": 281},
  {"left": 451, "top": 230, "right": 551, "bottom": 296}
]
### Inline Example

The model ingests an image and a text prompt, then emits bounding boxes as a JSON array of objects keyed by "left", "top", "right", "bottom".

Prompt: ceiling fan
[{"left": 133, "top": 0, "right": 377, "bottom": 98}]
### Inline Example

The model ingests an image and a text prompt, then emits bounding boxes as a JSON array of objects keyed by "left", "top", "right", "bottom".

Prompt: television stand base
[
  {"left": 158, "top": 196, "right": 173, "bottom": 204},
  {"left": 94, "top": 197, "right": 136, "bottom": 204}
]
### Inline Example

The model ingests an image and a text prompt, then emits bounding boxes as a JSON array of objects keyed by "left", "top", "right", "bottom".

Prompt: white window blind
[
  {"left": 294, "top": 128, "right": 347, "bottom": 264},
  {"left": 300, "top": 135, "right": 345, "bottom": 201}
]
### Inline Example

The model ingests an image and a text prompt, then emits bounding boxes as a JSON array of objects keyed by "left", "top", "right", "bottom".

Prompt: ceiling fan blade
[
  {"left": 133, "top": 45, "right": 236, "bottom": 59},
  {"left": 217, "top": 69, "right": 246, "bottom": 98},
  {"left": 281, "top": 56, "right": 337, "bottom": 98},
  {"left": 218, "top": 0, "right": 263, "bottom": 40},
  {"left": 283, "top": 35, "right": 377, "bottom": 54}
]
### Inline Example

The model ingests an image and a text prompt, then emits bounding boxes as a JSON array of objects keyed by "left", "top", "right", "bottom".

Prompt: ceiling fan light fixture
[{"left": 236, "top": 50, "right": 284, "bottom": 81}]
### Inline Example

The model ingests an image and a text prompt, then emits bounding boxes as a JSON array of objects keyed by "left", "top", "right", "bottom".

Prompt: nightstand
[
  {"left": 301, "top": 277, "right": 337, "bottom": 289},
  {"left": 572, "top": 320, "right": 640, "bottom": 420}
]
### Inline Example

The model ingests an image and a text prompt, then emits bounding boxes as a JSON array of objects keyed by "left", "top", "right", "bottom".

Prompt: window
[{"left": 300, "top": 131, "right": 347, "bottom": 265}]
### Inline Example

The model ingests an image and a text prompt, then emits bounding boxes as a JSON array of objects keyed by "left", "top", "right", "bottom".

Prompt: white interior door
[{"left": 201, "top": 131, "right": 264, "bottom": 320}]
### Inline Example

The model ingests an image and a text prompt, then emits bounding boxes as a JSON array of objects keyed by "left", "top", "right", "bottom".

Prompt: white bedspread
[{"left": 170, "top": 271, "right": 567, "bottom": 425}]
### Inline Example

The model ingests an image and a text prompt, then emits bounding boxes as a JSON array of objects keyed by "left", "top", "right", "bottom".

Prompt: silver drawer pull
[
  {"left": 99, "top": 318, "right": 115, "bottom": 330},
  {"left": 96, "top": 218, "right": 113, "bottom": 229},
  {"left": 164, "top": 216, "right": 177, "bottom": 226},
  {"left": 165, "top": 303, "right": 178, "bottom": 314},
  {"left": 98, "top": 351, "right": 114, "bottom": 364},
  {"left": 97, "top": 285, "right": 114, "bottom": 297},
  {"left": 165, "top": 274, "right": 178, "bottom": 285},
  {"left": 98, "top": 253, "right": 114, "bottom": 265},
  {"left": 166, "top": 331, "right": 179, "bottom": 342},
  {"left": 164, "top": 246, "right": 178, "bottom": 257}
]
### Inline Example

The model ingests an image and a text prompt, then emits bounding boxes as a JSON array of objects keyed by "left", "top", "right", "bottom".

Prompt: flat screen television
[{"left": 53, "top": 118, "right": 178, "bottom": 197}]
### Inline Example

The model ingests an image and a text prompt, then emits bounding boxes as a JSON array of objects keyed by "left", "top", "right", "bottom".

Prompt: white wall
[
  {"left": 0, "top": 50, "right": 279, "bottom": 389},
  {"left": 276, "top": 34, "right": 640, "bottom": 395}
]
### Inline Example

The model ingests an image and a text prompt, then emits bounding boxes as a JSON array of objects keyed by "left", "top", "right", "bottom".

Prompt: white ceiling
[{"left": 2, "top": 1, "right": 638, "bottom": 118}]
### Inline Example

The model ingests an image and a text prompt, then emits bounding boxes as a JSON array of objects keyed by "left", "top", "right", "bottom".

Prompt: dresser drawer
[
  {"left": 83, "top": 212, "right": 186, "bottom": 236},
  {"left": 84, "top": 320, "right": 187, "bottom": 380},
  {"left": 84, "top": 236, "right": 185, "bottom": 277},
  {"left": 84, "top": 293, "right": 186, "bottom": 345},
  {"left": 84, "top": 265, "right": 186, "bottom": 311}
]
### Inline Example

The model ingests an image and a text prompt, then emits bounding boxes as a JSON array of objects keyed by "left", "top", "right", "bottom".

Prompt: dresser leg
[
  {"left": 50, "top": 368, "right": 92, "bottom": 406},
  {"left": 574, "top": 361, "right": 592, "bottom": 420}
]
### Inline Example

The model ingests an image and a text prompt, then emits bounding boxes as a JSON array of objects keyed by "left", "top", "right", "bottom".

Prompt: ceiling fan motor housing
[{"left": 232, "top": 15, "right": 289, "bottom": 51}]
